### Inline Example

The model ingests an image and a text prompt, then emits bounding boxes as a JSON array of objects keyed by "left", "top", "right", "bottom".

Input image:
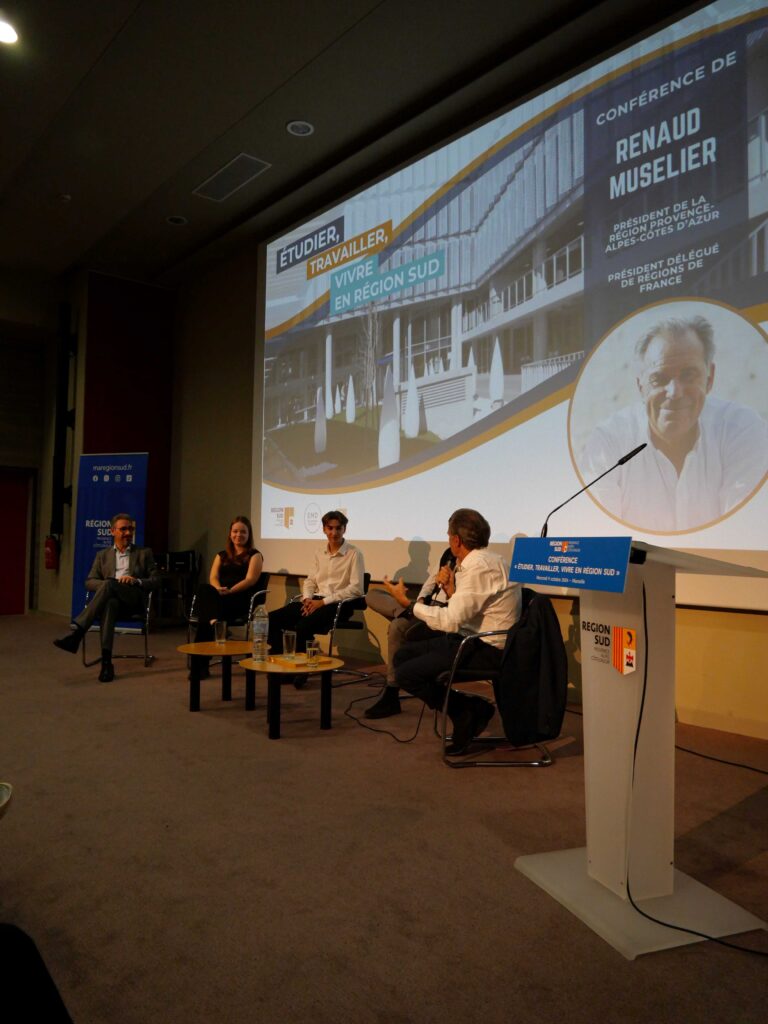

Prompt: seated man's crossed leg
[
  {"left": 393, "top": 634, "right": 500, "bottom": 754},
  {"left": 54, "top": 578, "right": 145, "bottom": 682}
]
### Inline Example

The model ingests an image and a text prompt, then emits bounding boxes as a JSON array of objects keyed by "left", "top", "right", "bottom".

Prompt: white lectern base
[{"left": 515, "top": 848, "right": 767, "bottom": 960}]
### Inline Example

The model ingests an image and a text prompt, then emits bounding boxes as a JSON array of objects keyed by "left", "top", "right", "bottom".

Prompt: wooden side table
[
  {"left": 177, "top": 640, "right": 254, "bottom": 711},
  {"left": 239, "top": 654, "right": 344, "bottom": 738}
]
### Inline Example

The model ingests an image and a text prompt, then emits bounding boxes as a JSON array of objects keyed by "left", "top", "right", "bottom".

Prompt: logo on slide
[
  {"left": 268, "top": 507, "right": 294, "bottom": 529},
  {"left": 304, "top": 503, "right": 321, "bottom": 532}
]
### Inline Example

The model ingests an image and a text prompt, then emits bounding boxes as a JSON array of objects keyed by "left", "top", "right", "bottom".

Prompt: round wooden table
[
  {"left": 177, "top": 640, "right": 255, "bottom": 711},
  {"left": 239, "top": 654, "right": 344, "bottom": 738}
]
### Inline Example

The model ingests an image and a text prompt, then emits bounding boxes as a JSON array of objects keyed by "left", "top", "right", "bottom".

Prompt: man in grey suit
[{"left": 53, "top": 513, "right": 160, "bottom": 681}]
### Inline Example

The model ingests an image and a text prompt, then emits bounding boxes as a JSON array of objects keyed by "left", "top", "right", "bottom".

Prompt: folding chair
[
  {"left": 327, "top": 572, "right": 372, "bottom": 681},
  {"left": 81, "top": 590, "right": 154, "bottom": 668},
  {"left": 437, "top": 589, "right": 567, "bottom": 768},
  {"left": 186, "top": 574, "right": 271, "bottom": 643}
]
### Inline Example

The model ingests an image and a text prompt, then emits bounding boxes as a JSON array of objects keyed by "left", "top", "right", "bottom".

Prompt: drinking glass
[{"left": 282, "top": 630, "right": 297, "bottom": 659}]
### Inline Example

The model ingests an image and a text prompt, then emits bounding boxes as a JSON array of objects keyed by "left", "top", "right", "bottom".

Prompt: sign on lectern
[{"left": 510, "top": 536, "right": 631, "bottom": 592}]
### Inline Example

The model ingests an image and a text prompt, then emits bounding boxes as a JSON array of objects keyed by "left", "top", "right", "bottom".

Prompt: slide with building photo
[{"left": 260, "top": 0, "right": 768, "bottom": 551}]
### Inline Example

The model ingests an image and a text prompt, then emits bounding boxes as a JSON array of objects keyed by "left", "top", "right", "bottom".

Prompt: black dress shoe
[
  {"left": 98, "top": 661, "right": 115, "bottom": 683},
  {"left": 53, "top": 629, "right": 82, "bottom": 654},
  {"left": 364, "top": 687, "right": 402, "bottom": 719},
  {"left": 446, "top": 697, "right": 494, "bottom": 755}
]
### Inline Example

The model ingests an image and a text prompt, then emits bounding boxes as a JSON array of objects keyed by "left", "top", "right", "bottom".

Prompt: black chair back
[{"left": 251, "top": 572, "right": 270, "bottom": 606}]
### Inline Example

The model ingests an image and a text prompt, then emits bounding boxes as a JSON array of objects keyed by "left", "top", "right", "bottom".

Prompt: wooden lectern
[{"left": 515, "top": 542, "right": 767, "bottom": 958}]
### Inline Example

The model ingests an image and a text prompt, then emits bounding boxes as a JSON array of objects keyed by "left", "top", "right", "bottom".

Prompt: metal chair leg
[
  {"left": 443, "top": 740, "right": 553, "bottom": 768},
  {"left": 438, "top": 667, "right": 554, "bottom": 769},
  {"left": 327, "top": 622, "right": 372, "bottom": 685}
]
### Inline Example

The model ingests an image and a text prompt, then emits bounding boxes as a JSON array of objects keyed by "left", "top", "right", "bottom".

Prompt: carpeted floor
[{"left": 1, "top": 612, "right": 766, "bottom": 1023}]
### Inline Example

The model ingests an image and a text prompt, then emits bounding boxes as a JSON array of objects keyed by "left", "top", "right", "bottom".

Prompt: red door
[{"left": 0, "top": 468, "right": 31, "bottom": 614}]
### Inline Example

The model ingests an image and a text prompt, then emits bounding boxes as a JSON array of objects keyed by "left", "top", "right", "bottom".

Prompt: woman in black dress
[{"left": 192, "top": 517, "right": 263, "bottom": 674}]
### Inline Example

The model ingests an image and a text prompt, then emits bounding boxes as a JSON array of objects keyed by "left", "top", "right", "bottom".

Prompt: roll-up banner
[{"left": 71, "top": 454, "right": 149, "bottom": 621}]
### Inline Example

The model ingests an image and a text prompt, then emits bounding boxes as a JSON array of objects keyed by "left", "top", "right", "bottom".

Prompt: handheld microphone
[
  {"left": 540, "top": 442, "right": 647, "bottom": 537},
  {"left": 440, "top": 550, "right": 457, "bottom": 570},
  {"left": 426, "top": 549, "right": 456, "bottom": 603}
]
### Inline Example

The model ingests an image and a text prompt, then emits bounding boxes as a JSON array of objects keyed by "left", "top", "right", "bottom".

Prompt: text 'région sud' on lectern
[{"left": 509, "top": 536, "right": 768, "bottom": 960}]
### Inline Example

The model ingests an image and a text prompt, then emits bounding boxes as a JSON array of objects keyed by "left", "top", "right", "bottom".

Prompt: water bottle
[{"left": 251, "top": 604, "right": 269, "bottom": 662}]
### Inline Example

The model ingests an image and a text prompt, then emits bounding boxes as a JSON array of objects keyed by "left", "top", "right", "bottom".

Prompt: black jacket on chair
[{"left": 493, "top": 591, "right": 568, "bottom": 746}]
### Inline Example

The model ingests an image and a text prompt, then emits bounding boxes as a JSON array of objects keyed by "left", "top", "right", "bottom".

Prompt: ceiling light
[
  {"left": 286, "top": 120, "right": 314, "bottom": 137},
  {"left": 0, "top": 19, "right": 19, "bottom": 43}
]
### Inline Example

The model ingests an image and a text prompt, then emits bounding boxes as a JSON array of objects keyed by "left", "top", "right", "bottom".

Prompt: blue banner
[
  {"left": 510, "top": 536, "right": 632, "bottom": 592},
  {"left": 71, "top": 454, "right": 149, "bottom": 620}
]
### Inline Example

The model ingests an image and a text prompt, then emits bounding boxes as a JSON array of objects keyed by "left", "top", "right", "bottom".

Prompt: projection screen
[{"left": 256, "top": 0, "right": 768, "bottom": 607}]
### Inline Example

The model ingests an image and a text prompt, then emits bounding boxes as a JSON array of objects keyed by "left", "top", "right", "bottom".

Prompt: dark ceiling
[{"left": 0, "top": 0, "right": 697, "bottom": 287}]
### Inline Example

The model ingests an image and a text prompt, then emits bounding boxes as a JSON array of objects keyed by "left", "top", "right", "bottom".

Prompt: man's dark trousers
[
  {"left": 267, "top": 600, "right": 353, "bottom": 653},
  {"left": 73, "top": 580, "right": 146, "bottom": 652},
  {"left": 393, "top": 632, "right": 503, "bottom": 709}
]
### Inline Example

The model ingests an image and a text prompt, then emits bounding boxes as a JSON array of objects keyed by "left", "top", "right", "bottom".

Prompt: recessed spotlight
[
  {"left": 286, "top": 120, "right": 314, "bottom": 137},
  {"left": 166, "top": 215, "right": 188, "bottom": 226},
  {"left": 0, "top": 19, "right": 18, "bottom": 43}
]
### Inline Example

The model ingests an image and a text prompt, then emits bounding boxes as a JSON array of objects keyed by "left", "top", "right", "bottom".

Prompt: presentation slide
[{"left": 258, "top": 0, "right": 768, "bottom": 598}]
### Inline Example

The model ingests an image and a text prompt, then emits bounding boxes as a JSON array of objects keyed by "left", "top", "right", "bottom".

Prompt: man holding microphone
[{"left": 380, "top": 508, "right": 520, "bottom": 754}]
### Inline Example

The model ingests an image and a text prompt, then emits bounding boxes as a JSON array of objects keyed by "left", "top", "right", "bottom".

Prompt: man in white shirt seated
[
  {"left": 53, "top": 513, "right": 160, "bottom": 682},
  {"left": 267, "top": 510, "right": 365, "bottom": 662},
  {"left": 580, "top": 314, "right": 768, "bottom": 532},
  {"left": 382, "top": 508, "right": 521, "bottom": 754}
]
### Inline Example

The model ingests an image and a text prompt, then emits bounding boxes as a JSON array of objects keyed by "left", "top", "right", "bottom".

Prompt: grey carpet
[{"left": 1, "top": 612, "right": 766, "bottom": 1023}]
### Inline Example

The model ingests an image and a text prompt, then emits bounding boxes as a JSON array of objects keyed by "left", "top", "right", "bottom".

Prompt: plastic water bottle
[{"left": 251, "top": 604, "right": 269, "bottom": 661}]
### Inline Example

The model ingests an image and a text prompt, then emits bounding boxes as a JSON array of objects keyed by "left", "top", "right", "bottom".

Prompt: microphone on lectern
[
  {"left": 540, "top": 443, "right": 647, "bottom": 538},
  {"left": 617, "top": 442, "right": 647, "bottom": 465}
]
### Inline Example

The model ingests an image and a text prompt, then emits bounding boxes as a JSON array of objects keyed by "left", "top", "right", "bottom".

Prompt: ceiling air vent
[{"left": 193, "top": 153, "right": 271, "bottom": 202}]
